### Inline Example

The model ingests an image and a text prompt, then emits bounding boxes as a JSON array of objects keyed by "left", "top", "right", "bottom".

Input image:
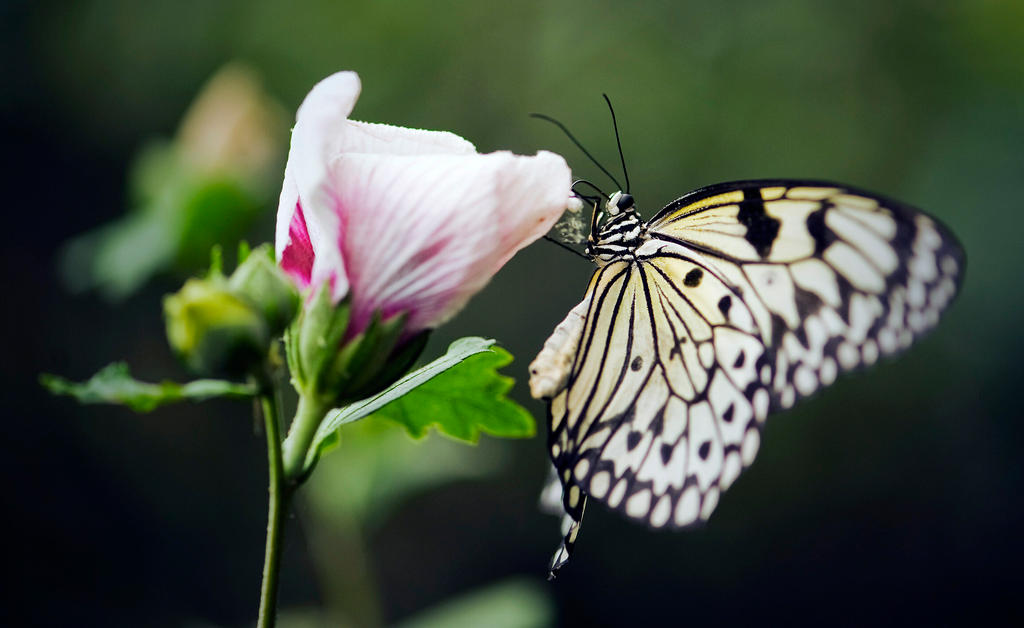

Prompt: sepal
[
  {"left": 349, "top": 330, "right": 430, "bottom": 400},
  {"left": 286, "top": 288, "right": 429, "bottom": 404},
  {"left": 227, "top": 243, "right": 300, "bottom": 334},
  {"left": 289, "top": 284, "right": 351, "bottom": 397},
  {"left": 330, "top": 312, "right": 407, "bottom": 398}
]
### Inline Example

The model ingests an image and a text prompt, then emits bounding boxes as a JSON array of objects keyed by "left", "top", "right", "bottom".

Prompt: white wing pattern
[{"left": 530, "top": 180, "right": 964, "bottom": 576}]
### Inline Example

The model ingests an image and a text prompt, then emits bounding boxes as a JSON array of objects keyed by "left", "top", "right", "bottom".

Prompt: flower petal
[
  {"left": 274, "top": 162, "right": 299, "bottom": 257},
  {"left": 337, "top": 120, "right": 477, "bottom": 156},
  {"left": 276, "top": 70, "right": 573, "bottom": 344},
  {"left": 278, "top": 200, "right": 314, "bottom": 288},
  {"left": 277, "top": 72, "right": 479, "bottom": 304},
  {"left": 490, "top": 150, "right": 576, "bottom": 268},
  {"left": 276, "top": 157, "right": 349, "bottom": 302},
  {"left": 277, "top": 72, "right": 362, "bottom": 302},
  {"left": 326, "top": 149, "right": 570, "bottom": 335},
  {"left": 289, "top": 72, "right": 362, "bottom": 212}
]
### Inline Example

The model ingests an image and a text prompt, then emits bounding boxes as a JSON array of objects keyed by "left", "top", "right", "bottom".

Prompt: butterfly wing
[
  {"left": 532, "top": 180, "right": 964, "bottom": 575},
  {"left": 646, "top": 180, "right": 965, "bottom": 410},
  {"left": 534, "top": 246, "right": 771, "bottom": 575}
]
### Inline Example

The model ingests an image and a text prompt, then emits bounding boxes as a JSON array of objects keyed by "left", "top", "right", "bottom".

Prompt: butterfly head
[{"left": 606, "top": 191, "right": 635, "bottom": 216}]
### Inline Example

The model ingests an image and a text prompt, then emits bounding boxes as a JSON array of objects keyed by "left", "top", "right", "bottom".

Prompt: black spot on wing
[
  {"left": 718, "top": 295, "right": 732, "bottom": 316},
  {"left": 722, "top": 404, "right": 734, "bottom": 423},
  {"left": 631, "top": 356, "right": 643, "bottom": 371},
  {"left": 738, "top": 190, "right": 780, "bottom": 258},
  {"left": 684, "top": 268, "right": 703, "bottom": 287},
  {"left": 793, "top": 284, "right": 822, "bottom": 320},
  {"left": 698, "top": 441, "right": 711, "bottom": 460},
  {"left": 627, "top": 431, "right": 643, "bottom": 450},
  {"left": 649, "top": 406, "right": 665, "bottom": 436},
  {"left": 660, "top": 443, "right": 673, "bottom": 464}
]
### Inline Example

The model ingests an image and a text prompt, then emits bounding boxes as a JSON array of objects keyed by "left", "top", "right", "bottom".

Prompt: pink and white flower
[{"left": 276, "top": 71, "right": 571, "bottom": 339}]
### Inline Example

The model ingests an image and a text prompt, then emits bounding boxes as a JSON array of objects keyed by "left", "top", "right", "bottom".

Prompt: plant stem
[
  {"left": 258, "top": 385, "right": 289, "bottom": 628},
  {"left": 281, "top": 393, "right": 330, "bottom": 481}
]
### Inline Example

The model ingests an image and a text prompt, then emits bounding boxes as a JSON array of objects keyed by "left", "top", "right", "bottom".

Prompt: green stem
[
  {"left": 281, "top": 393, "right": 331, "bottom": 481},
  {"left": 258, "top": 385, "right": 290, "bottom": 628}
]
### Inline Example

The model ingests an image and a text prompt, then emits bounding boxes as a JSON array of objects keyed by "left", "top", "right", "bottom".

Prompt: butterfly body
[
  {"left": 531, "top": 180, "right": 964, "bottom": 576},
  {"left": 585, "top": 196, "right": 646, "bottom": 265}
]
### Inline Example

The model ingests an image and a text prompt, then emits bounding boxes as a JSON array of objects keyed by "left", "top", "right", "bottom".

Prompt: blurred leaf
[
  {"left": 307, "top": 419, "right": 506, "bottom": 526},
  {"left": 41, "top": 362, "right": 257, "bottom": 412},
  {"left": 59, "top": 63, "right": 286, "bottom": 301},
  {"left": 275, "top": 578, "right": 553, "bottom": 628},
  {"left": 173, "top": 175, "right": 264, "bottom": 270},
  {"left": 60, "top": 143, "right": 264, "bottom": 300},
  {"left": 373, "top": 344, "right": 534, "bottom": 442},
  {"left": 393, "top": 578, "right": 554, "bottom": 628},
  {"left": 308, "top": 337, "right": 531, "bottom": 467},
  {"left": 270, "top": 608, "right": 341, "bottom": 628}
]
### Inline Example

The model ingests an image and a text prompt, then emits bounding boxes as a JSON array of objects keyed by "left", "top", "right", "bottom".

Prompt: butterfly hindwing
[
  {"left": 538, "top": 242, "right": 772, "bottom": 573},
  {"left": 548, "top": 242, "right": 770, "bottom": 514}
]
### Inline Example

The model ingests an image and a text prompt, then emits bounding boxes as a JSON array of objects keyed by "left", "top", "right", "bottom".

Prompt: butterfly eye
[{"left": 616, "top": 193, "right": 634, "bottom": 211}]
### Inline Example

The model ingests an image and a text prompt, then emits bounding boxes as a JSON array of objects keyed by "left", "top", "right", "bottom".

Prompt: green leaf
[
  {"left": 41, "top": 362, "right": 257, "bottom": 412},
  {"left": 375, "top": 344, "right": 534, "bottom": 442},
  {"left": 308, "top": 337, "right": 531, "bottom": 467}
]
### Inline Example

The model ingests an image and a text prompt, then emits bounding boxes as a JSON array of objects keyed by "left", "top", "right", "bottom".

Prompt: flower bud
[
  {"left": 164, "top": 277, "right": 269, "bottom": 376},
  {"left": 227, "top": 244, "right": 300, "bottom": 335}
]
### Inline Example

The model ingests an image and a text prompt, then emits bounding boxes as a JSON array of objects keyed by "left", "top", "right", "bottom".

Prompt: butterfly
[{"left": 529, "top": 179, "right": 964, "bottom": 577}]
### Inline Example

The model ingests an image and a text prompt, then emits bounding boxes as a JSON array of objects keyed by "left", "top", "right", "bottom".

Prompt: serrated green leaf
[
  {"left": 373, "top": 345, "right": 534, "bottom": 442},
  {"left": 41, "top": 362, "right": 257, "bottom": 412},
  {"left": 307, "top": 337, "right": 522, "bottom": 468}
]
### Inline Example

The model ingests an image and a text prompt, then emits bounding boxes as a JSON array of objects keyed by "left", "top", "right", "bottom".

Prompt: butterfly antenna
[
  {"left": 543, "top": 235, "right": 591, "bottom": 261},
  {"left": 602, "top": 94, "right": 630, "bottom": 194},
  {"left": 530, "top": 112, "right": 624, "bottom": 192}
]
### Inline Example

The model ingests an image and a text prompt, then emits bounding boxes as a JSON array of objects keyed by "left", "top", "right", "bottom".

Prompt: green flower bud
[
  {"left": 227, "top": 244, "right": 299, "bottom": 335},
  {"left": 164, "top": 277, "right": 269, "bottom": 376}
]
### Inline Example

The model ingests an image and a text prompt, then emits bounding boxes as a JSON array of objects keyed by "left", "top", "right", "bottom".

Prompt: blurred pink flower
[{"left": 276, "top": 71, "right": 572, "bottom": 339}]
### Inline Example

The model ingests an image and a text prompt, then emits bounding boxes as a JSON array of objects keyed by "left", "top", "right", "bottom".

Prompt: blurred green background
[{"left": 6, "top": 0, "right": 1023, "bottom": 625}]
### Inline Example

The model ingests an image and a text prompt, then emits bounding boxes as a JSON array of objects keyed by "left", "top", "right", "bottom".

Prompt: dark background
[{"left": 5, "top": 1, "right": 1023, "bottom": 626}]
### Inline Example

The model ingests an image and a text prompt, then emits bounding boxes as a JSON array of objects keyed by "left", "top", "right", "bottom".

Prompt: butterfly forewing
[
  {"left": 647, "top": 181, "right": 964, "bottom": 410},
  {"left": 534, "top": 180, "right": 964, "bottom": 576}
]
